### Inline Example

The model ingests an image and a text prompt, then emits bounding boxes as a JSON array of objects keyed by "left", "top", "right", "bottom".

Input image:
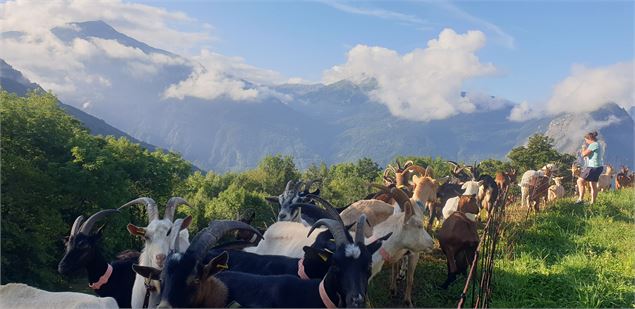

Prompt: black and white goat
[
  {"left": 58, "top": 209, "right": 138, "bottom": 308},
  {"left": 135, "top": 216, "right": 379, "bottom": 308}
]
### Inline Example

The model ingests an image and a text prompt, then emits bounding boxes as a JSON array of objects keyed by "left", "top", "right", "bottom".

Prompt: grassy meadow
[{"left": 368, "top": 189, "right": 635, "bottom": 308}]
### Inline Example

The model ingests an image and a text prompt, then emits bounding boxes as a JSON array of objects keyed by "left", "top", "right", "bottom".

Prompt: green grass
[
  {"left": 492, "top": 189, "right": 635, "bottom": 308},
  {"left": 368, "top": 189, "right": 635, "bottom": 308}
]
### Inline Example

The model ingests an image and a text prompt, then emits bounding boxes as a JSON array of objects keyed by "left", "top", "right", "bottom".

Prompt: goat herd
[{"left": 1, "top": 160, "right": 633, "bottom": 309}]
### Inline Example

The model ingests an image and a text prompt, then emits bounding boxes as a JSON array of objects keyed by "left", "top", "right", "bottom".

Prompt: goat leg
[{"left": 403, "top": 252, "right": 419, "bottom": 308}]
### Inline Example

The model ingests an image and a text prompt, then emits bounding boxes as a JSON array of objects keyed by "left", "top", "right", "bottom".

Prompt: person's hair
[{"left": 585, "top": 131, "right": 598, "bottom": 141}]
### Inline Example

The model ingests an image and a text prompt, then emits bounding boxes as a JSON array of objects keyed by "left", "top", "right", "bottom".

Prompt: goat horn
[
  {"left": 304, "top": 194, "right": 343, "bottom": 223},
  {"left": 118, "top": 197, "right": 159, "bottom": 222},
  {"left": 79, "top": 209, "right": 119, "bottom": 235},
  {"left": 187, "top": 220, "right": 263, "bottom": 261},
  {"left": 403, "top": 165, "right": 427, "bottom": 176},
  {"left": 403, "top": 160, "right": 414, "bottom": 169},
  {"left": 70, "top": 215, "right": 85, "bottom": 236},
  {"left": 171, "top": 217, "right": 186, "bottom": 252},
  {"left": 284, "top": 180, "right": 294, "bottom": 193},
  {"left": 396, "top": 160, "right": 403, "bottom": 171},
  {"left": 294, "top": 180, "right": 304, "bottom": 193},
  {"left": 387, "top": 164, "right": 398, "bottom": 175},
  {"left": 390, "top": 187, "right": 411, "bottom": 212},
  {"left": 368, "top": 183, "right": 391, "bottom": 195},
  {"left": 289, "top": 203, "right": 337, "bottom": 224},
  {"left": 308, "top": 218, "right": 350, "bottom": 249},
  {"left": 354, "top": 214, "right": 367, "bottom": 245},
  {"left": 164, "top": 197, "right": 192, "bottom": 222}
]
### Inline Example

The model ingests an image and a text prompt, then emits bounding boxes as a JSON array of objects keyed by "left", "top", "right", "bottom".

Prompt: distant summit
[{"left": 51, "top": 20, "right": 173, "bottom": 56}]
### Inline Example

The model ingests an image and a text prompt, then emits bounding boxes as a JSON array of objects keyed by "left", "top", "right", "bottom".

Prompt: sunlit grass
[{"left": 368, "top": 189, "right": 634, "bottom": 308}]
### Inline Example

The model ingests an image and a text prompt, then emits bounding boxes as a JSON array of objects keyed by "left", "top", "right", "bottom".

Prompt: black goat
[
  {"left": 58, "top": 209, "right": 137, "bottom": 308},
  {"left": 135, "top": 216, "right": 379, "bottom": 308},
  {"left": 427, "top": 182, "right": 463, "bottom": 229}
]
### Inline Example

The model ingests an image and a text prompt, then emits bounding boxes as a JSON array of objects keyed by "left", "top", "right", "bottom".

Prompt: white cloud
[
  {"left": 546, "top": 61, "right": 634, "bottom": 115},
  {"left": 508, "top": 101, "right": 543, "bottom": 122},
  {"left": 323, "top": 28, "right": 497, "bottom": 121},
  {"left": 0, "top": 0, "right": 213, "bottom": 54},
  {"left": 435, "top": 1, "right": 515, "bottom": 49},
  {"left": 509, "top": 61, "right": 634, "bottom": 122},
  {"left": 163, "top": 49, "right": 285, "bottom": 101}
]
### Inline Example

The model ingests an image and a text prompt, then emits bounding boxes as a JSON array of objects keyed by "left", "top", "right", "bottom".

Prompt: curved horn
[
  {"left": 79, "top": 209, "right": 119, "bottom": 235},
  {"left": 118, "top": 197, "right": 159, "bottom": 222},
  {"left": 70, "top": 215, "right": 85, "bottom": 236},
  {"left": 425, "top": 166, "right": 434, "bottom": 179},
  {"left": 284, "top": 180, "right": 294, "bottom": 192},
  {"left": 289, "top": 203, "right": 339, "bottom": 223},
  {"left": 186, "top": 220, "right": 263, "bottom": 261},
  {"left": 403, "top": 165, "right": 427, "bottom": 176},
  {"left": 304, "top": 195, "right": 343, "bottom": 223},
  {"left": 368, "top": 183, "right": 393, "bottom": 198},
  {"left": 386, "top": 164, "right": 397, "bottom": 175},
  {"left": 308, "top": 218, "right": 350, "bottom": 249},
  {"left": 396, "top": 159, "right": 403, "bottom": 171},
  {"left": 390, "top": 187, "right": 411, "bottom": 212},
  {"left": 294, "top": 180, "right": 304, "bottom": 193},
  {"left": 164, "top": 197, "right": 192, "bottom": 221},
  {"left": 354, "top": 214, "right": 367, "bottom": 245},
  {"left": 403, "top": 160, "right": 414, "bottom": 169}
]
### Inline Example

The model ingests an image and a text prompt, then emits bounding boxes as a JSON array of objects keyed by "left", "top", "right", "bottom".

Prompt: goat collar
[
  {"left": 379, "top": 247, "right": 392, "bottom": 263},
  {"left": 319, "top": 279, "right": 338, "bottom": 309},
  {"left": 88, "top": 264, "right": 112, "bottom": 290},
  {"left": 297, "top": 257, "right": 310, "bottom": 280}
]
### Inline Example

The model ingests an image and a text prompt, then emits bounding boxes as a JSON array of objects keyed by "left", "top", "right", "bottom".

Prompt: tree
[{"left": 508, "top": 134, "right": 575, "bottom": 173}]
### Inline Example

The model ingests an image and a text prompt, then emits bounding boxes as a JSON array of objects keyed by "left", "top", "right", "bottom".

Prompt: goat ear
[
  {"left": 203, "top": 252, "right": 229, "bottom": 278},
  {"left": 303, "top": 246, "right": 331, "bottom": 262},
  {"left": 180, "top": 216, "right": 193, "bottom": 231},
  {"left": 265, "top": 196, "right": 279, "bottom": 204},
  {"left": 132, "top": 264, "right": 161, "bottom": 280},
  {"left": 127, "top": 224, "right": 146, "bottom": 237}
]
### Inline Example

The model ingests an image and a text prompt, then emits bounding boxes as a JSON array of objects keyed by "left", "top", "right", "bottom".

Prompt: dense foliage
[{"left": 1, "top": 91, "right": 578, "bottom": 292}]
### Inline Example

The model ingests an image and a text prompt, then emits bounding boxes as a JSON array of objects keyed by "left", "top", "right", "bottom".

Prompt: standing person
[{"left": 576, "top": 131, "right": 604, "bottom": 204}]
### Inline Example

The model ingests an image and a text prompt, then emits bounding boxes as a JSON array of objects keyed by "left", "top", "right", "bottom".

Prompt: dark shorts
[{"left": 581, "top": 166, "right": 604, "bottom": 182}]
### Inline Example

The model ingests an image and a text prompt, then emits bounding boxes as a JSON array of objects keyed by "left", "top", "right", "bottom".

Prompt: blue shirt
[{"left": 586, "top": 142, "right": 602, "bottom": 168}]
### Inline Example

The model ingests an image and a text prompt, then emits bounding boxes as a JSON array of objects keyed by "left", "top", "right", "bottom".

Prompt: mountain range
[{"left": 2, "top": 20, "right": 633, "bottom": 171}]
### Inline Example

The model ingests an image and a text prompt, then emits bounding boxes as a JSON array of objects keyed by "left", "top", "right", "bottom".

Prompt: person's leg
[
  {"left": 590, "top": 181, "right": 599, "bottom": 204},
  {"left": 576, "top": 177, "right": 586, "bottom": 202}
]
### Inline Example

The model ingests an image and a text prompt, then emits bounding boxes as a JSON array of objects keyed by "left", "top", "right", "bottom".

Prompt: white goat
[
  {"left": 548, "top": 176, "right": 566, "bottom": 202},
  {"left": 0, "top": 283, "right": 118, "bottom": 309},
  {"left": 243, "top": 221, "right": 323, "bottom": 257},
  {"left": 442, "top": 180, "right": 482, "bottom": 221},
  {"left": 520, "top": 164, "right": 556, "bottom": 208},
  {"left": 119, "top": 197, "right": 192, "bottom": 308}
]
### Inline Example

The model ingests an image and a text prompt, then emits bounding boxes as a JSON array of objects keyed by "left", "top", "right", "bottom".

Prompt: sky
[
  {"left": 134, "top": 0, "right": 634, "bottom": 103},
  {"left": 1, "top": 0, "right": 633, "bottom": 122}
]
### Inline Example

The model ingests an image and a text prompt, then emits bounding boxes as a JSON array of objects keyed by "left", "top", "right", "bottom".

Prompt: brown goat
[
  {"left": 616, "top": 166, "right": 634, "bottom": 189},
  {"left": 436, "top": 195, "right": 480, "bottom": 289},
  {"left": 528, "top": 175, "right": 550, "bottom": 212},
  {"left": 495, "top": 169, "right": 517, "bottom": 193}
]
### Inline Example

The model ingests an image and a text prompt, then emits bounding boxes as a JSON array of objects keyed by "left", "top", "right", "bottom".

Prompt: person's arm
[{"left": 581, "top": 143, "right": 597, "bottom": 157}]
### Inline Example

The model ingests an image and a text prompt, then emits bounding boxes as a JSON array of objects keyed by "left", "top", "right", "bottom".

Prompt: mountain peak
[{"left": 51, "top": 20, "right": 173, "bottom": 56}]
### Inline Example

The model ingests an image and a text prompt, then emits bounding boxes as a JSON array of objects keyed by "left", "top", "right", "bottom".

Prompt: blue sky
[{"left": 136, "top": 0, "right": 634, "bottom": 103}]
